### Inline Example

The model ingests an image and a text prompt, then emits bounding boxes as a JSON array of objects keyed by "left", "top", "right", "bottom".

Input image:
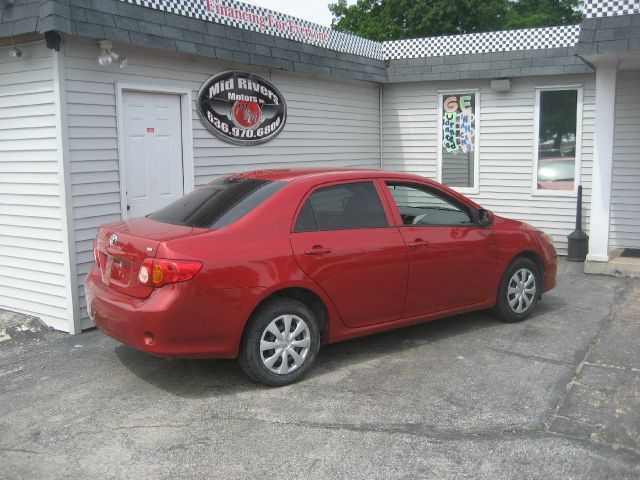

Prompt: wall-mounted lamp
[
  {"left": 8, "top": 44, "right": 22, "bottom": 58},
  {"left": 98, "top": 40, "right": 127, "bottom": 68},
  {"left": 490, "top": 79, "right": 511, "bottom": 92},
  {"left": 7, "top": 35, "right": 22, "bottom": 58}
]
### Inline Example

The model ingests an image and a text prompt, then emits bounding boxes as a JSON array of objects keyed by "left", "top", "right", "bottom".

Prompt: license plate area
[{"left": 102, "top": 255, "right": 133, "bottom": 287}]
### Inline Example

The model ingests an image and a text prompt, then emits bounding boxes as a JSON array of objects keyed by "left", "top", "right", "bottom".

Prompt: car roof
[
  {"left": 233, "top": 167, "right": 435, "bottom": 184},
  {"left": 230, "top": 168, "right": 482, "bottom": 210}
]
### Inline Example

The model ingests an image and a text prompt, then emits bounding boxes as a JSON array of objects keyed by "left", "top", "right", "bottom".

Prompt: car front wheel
[
  {"left": 493, "top": 257, "right": 541, "bottom": 323},
  {"left": 239, "top": 298, "right": 320, "bottom": 386}
]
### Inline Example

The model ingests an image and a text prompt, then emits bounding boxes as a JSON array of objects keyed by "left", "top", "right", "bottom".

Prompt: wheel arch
[
  {"left": 244, "top": 285, "right": 331, "bottom": 344},
  {"left": 506, "top": 250, "right": 545, "bottom": 292}
]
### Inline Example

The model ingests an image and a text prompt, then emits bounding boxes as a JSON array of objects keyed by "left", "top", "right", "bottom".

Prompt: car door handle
[
  {"left": 304, "top": 246, "right": 332, "bottom": 255},
  {"left": 408, "top": 239, "right": 429, "bottom": 248}
]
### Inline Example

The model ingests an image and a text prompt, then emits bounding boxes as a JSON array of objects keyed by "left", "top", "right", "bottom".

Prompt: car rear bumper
[{"left": 85, "top": 266, "right": 262, "bottom": 359}]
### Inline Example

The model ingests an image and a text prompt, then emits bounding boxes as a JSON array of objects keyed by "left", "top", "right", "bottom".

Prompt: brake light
[
  {"left": 93, "top": 238, "right": 100, "bottom": 268},
  {"left": 137, "top": 258, "right": 202, "bottom": 288}
]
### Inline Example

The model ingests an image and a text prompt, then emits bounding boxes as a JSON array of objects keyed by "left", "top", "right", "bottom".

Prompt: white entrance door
[{"left": 122, "top": 91, "right": 184, "bottom": 218}]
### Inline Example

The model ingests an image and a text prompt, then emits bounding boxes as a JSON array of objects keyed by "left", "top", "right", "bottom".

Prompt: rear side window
[
  {"left": 149, "top": 177, "right": 284, "bottom": 229},
  {"left": 294, "top": 181, "right": 388, "bottom": 232}
]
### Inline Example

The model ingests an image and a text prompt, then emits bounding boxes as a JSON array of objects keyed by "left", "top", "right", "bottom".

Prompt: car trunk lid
[{"left": 95, "top": 217, "right": 209, "bottom": 299}]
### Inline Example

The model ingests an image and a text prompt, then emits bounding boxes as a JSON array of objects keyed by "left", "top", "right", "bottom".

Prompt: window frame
[
  {"left": 532, "top": 84, "right": 583, "bottom": 197},
  {"left": 291, "top": 179, "right": 394, "bottom": 233},
  {"left": 382, "top": 180, "right": 477, "bottom": 228},
  {"left": 437, "top": 89, "right": 480, "bottom": 195}
]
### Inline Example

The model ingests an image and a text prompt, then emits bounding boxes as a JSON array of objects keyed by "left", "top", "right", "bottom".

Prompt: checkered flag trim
[
  {"left": 119, "top": 2, "right": 590, "bottom": 61},
  {"left": 120, "top": 0, "right": 384, "bottom": 59},
  {"left": 383, "top": 25, "right": 581, "bottom": 60},
  {"left": 583, "top": 0, "right": 640, "bottom": 18}
]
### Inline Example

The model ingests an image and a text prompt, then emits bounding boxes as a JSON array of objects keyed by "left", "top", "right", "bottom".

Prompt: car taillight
[
  {"left": 93, "top": 238, "right": 100, "bottom": 268},
  {"left": 137, "top": 258, "right": 202, "bottom": 288}
]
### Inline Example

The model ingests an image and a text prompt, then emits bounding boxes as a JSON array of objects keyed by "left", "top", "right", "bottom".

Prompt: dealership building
[{"left": 0, "top": 0, "right": 639, "bottom": 333}]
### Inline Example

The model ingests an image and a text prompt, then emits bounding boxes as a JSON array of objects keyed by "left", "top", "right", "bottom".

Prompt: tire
[
  {"left": 238, "top": 298, "right": 320, "bottom": 387},
  {"left": 493, "top": 257, "right": 541, "bottom": 323}
]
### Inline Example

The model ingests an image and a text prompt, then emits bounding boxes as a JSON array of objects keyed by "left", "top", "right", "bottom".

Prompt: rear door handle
[
  {"left": 408, "top": 238, "right": 429, "bottom": 248},
  {"left": 304, "top": 246, "right": 332, "bottom": 255}
]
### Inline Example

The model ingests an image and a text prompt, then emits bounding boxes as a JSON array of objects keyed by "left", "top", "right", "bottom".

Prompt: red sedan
[{"left": 85, "top": 169, "right": 557, "bottom": 386}]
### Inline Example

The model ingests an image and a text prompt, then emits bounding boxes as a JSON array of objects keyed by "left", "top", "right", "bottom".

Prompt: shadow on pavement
[{"left": 114, "top": 307, "right": 506, "bottom": 398}]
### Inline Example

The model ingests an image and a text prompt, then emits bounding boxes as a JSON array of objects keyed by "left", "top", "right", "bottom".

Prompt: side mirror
[{"left": 477, "top": 208, "right": 494, "bottom": 227}]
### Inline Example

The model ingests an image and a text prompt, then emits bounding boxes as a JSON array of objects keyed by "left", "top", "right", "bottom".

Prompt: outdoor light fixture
[
  {"left": 490, "top": 78, "right": 511, "bottom": 92},
  {"left": 7, "top": 35, "right": 22, "bottom": 58},
  {"left": 8, "top": 44, "right": 22, "bottom": 58},
  {"left": 97, "top": 40, "right": 128, "bottom": 68}
]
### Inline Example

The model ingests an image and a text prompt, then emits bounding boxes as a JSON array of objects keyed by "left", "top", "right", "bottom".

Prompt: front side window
[
  {"left": 535, "top": 88, "right": 580, "bottom": 193},
  {"left": 439, "top": 92, "right": 478, "bottom": 190},
  {"left": 149, "top": 177, "right": 284, "bottom": 229},
  {"left": 294, "top": 182, "right": 388, "bottom": 232},
  {"left": 386, "top": 182, "right": 472, "bottom": 226}
]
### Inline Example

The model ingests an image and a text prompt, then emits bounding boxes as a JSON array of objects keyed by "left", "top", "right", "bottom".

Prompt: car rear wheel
[
  {"left": 239, "top": 298, "right": 320, "bottom": 386},
  {"left": 493, "top": 257, "right": 541, "bottom": 323}
]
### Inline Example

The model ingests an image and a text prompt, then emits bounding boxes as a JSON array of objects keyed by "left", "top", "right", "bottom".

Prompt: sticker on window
[{"left": 441, "top": 94, "right": 477, "bottom": 188}]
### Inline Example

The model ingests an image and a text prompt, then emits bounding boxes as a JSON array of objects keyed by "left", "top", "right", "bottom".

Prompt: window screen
[
  {"left": 536, "top": 89, "right": 578, "bottom": 191},
  {"left": 294, "top": 182, "right": 387, "bottom": 232},
  {"left": 386, "top": 182, "right": 472, "bottom": 226}
]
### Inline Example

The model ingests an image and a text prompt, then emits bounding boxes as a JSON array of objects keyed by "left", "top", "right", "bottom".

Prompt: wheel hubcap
[
  {"left": 507, "top": 268, "right": 536, "bottom": 314},
  {"left": 260, "top": 314, "right": 311, "bottom": 375}
]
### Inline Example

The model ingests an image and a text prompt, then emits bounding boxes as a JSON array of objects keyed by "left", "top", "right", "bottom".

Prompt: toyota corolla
[{"left": 85, "top": 169, "right": 557, "bottom": 386}]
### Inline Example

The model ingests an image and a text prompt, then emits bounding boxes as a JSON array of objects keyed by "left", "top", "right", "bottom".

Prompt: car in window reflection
[
  {"left": 85, "top": 169, "right": 557, "bottom": 386},
  {"left": 537, "top": 150, "right": 575, "bottom": 191}
]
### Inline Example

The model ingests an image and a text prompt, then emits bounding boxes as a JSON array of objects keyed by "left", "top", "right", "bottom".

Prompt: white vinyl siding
[
  {"left": 382, "top": 75, "right": 595, "bottom": 255},
  {"left": 610, "top": 71, "right": 640, "bottom": 249},
  {"left": 63, "top": 38, "right": 381, "bottom": 328},
  {"left": 0, "top": 42, "right": 69, "bottom": 330}
]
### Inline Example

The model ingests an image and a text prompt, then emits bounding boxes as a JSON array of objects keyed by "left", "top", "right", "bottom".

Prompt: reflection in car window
[
  {"left": 294, "top": 182, "right": 388, "bottom": 232},
  {"left": 386, "top": 182, "right": 472, "bottom": 226},
  {"left": 149, "top": 177, "right": 285, "bottom": 229}
]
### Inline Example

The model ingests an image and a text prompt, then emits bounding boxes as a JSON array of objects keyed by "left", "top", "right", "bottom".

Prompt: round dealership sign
[{"left": 197, "top": 71, "right": 287, "bottom": 145}]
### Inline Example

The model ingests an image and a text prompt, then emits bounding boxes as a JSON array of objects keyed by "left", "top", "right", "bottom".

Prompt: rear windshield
[{"left": 149, "top": 177, "right": 285, "bottom": 229}]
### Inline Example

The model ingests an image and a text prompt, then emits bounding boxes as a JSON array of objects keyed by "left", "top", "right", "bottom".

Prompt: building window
[
  {"left": 534, "top": 88, "right": 581, "bottom": 193},
  {"left": 438, "top": 92, "right": 479, "bottom": 192}
]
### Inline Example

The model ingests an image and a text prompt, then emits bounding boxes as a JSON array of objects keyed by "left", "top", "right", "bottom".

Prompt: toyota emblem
[{"left": 109, "top": 234, "right": 118, "bottom": 246}]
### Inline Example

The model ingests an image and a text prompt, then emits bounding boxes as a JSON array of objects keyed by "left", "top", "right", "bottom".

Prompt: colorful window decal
[
  {"left": 442, "top": 94, "right": 475, "bottom": 154},
  {"left": 441, "top": 94, "right": 477, "bottom": 189}
]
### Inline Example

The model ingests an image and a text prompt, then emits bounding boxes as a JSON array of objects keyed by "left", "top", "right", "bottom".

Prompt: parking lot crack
[
  {"left": 487, "top": 347, "right": 570, "bottom": 366},
  {"left": 0, "top": 447, "right": 44, "bottom": 455},
  {"left": 544, "top": 281, "right": 634, "bottom": 437},
  {"left": 112, "top": 423, "right": 192, "bottom": 431},
  {"left": 584, "top": 361, "right": 640, "bottom": 373}
]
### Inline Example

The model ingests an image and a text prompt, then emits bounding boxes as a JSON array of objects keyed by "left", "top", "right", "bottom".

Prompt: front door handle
[
  {"left": 408, "top": 238, "right": 429, "bottom": 248},
  {"left": 304, "top": 245, "right": 332, "bottom": 256}
]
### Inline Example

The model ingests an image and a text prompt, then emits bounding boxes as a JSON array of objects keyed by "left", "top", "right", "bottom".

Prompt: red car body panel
[{"left": 85, "top": 169, "right": 557, "bottom": 358}]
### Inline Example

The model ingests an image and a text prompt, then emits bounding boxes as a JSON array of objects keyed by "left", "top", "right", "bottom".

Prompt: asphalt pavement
[{"left": 1, "top": 260, "right": 638, "bottom": 479}]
